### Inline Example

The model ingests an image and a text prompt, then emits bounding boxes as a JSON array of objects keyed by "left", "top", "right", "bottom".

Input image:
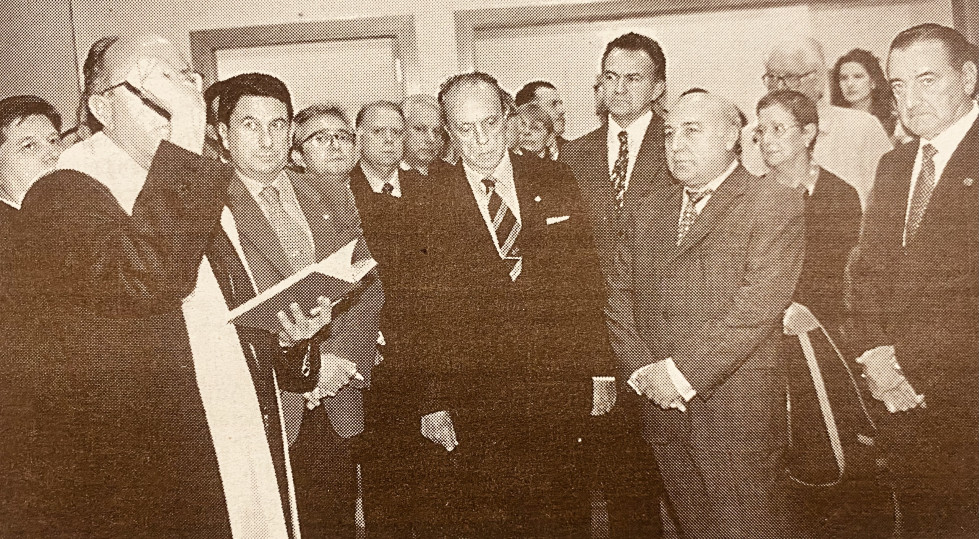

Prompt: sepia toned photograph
[{"left": 1, "top": 0, "right": 976, "bottom": 537}]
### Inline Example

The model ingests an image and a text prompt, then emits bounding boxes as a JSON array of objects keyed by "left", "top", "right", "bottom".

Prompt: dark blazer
[
  {"left": 633, "top": 165, "right": 804, "bottom": 536},
  {"left": 796, "top": 168, "right": 862, "bottom": 329},
  {"left": 349, "top": 165, "right": 425, "bottom": 275},
  {"left": 1, "top": 142, "right": 317, "bottom": 537},
  {"left": 226, "top": 171, "right": 384, "bottom": 442},
  {"left": 0, "top": 200, "right": 15, "bottom": 242},
  {"left": 851, "top": 117, "right": 979, "bottom": 407},
  {"left": 407, "top": 152, "right": 614, "bottom": 430},
  {"left": 634, "top": 165, "right": 804, "bottom": 443},
  {"left": 563, "top": 114, "right": 671, "bottom": 379}
]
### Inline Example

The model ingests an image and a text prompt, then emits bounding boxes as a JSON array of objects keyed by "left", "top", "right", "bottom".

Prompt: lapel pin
[
  {"left": 534, "top": 195, "right": 542, "bottom": 202},
  {"left": 323, "top": 214, "right": 331, "bottom": 220},
  {"left": 964, "top": 178, "right": 974, "bottom": 187}
]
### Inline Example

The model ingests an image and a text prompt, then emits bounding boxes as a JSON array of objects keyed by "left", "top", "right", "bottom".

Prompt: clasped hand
[
  {"left": 302, "top": 352, "right": 360, "bottom": 410},
  {"left": 125, "top": 55, "right": 206, "bottom": 153},
  {"left": 855, "top": 345, "right": 925, "bottom": 413},
  {"left": 629, "top": 361, "right": 685, "bottom": 411},
  {"left": 421, "top": 411, "right": 458, "bottom": 452}
]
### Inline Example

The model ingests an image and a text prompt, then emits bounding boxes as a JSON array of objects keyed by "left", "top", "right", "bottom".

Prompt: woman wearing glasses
[{"left": 757, "top": 89, "right": 885, "bottom": 538}]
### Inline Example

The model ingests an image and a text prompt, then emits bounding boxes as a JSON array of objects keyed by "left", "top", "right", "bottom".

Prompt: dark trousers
[
  {"left": 876, "top": 399, "right": 979, "bottom": 538},
  {"left": 590, "top": 391, "right": 664, "bottom": 539},
  {"left": 291, "top": 407, "right": 359, "bottom": 539}
]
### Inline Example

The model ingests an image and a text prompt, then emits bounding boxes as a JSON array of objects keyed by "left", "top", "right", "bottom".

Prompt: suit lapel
[
  {"left": 227, "top": 177, "right": 294, "bottom": 281},
  {"left": 627, "top": 113, "right": 667, "bottom": 204},
  {"left": 669, "top": 165, "right": 748, "bottom": 262},
  {"left": 290, "top": 172, "right": 348, "bottom": 260}
]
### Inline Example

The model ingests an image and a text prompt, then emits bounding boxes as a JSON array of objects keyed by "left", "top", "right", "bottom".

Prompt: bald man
[
  {"left": 401, "top": 94, "right": 446, "bottom": 176},
  {"left": 742, "top": 37, "right": 892, "bottom": 209},
  {"left": 3, "top": 35, "right": 328, "bottom": 537},
  {"left": 631, "top": 91, "right": 804, "bottom": 538}
]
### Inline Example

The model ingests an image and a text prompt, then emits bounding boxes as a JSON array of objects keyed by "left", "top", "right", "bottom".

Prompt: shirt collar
[
  {"left": 920, "top": 100, "right": 979, "bottom": 155},
  {"left": 464, "top": 150, "right": 513, "bottom": 190},
  {"left": 359, "top": 163, "right": 401, "bottom": 194},
  {"left": 237, "top": 168, "right": 289, "bottom": 199},
  {"left": 688, "top": 159, "right": 739, "bottom": 195},
  {"left": 0, "top": 196, "right": 20, "bottom": 210},
  {"left": 608, "top": 109, "right": 654, "bottom": 147}
]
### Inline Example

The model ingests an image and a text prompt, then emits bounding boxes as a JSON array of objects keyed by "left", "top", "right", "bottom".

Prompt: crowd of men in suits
[{"left": 0, "top": 20, "right": 976, "bottom": 539}]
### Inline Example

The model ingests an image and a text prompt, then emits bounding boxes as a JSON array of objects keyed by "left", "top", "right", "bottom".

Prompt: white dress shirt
[
  {"left": 360, "top": 163, "right": 402, "bottom": 198},
  {"left": 237, "top": 169, "right": 315, "bottom": 249},
  {"left": 903, "top": 101, "right": 979, "bottom": 245},
  {"left": 607, "top": 109, "right": 654, "bottom": 190},
  {"left": 666, "top": 160, "right": 740, "bottom": 401},
  {"left": 463, "top": 151, "right": 521, "bottom": 258}
]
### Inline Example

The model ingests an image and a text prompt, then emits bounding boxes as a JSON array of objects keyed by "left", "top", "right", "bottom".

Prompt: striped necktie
[
  {"left": 677, "top": 188, "right": 713, "bottom": 245},
  {"left": 905, "top": 143, "right": 939, "bottom": 244},
  {"left": 481, "top": 177, "right": 521, "bottom": 258}
]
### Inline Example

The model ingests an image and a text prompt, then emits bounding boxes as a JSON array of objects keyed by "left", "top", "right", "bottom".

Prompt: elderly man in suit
[
  {"left": 2, "top": 35, "right": 327, "bottom": 537},
  {"left": 217, "top": 73, "right": 384, "bottom": 539},
  {"left": 401, "top": 94, "right": 446, "bottom": 176},
  {"left": 631, "top": 90, "right": 804, "bottom": 538},
  {"left": 515, "top": 80, "right": 568, "bottom": 158},
  {"left": 562, "top": 31, "right": 671, "bottom": 538},
  {"left": 851, "top": 24, "right": 978, "bottom": 537},
  {"left": 394, "top": 71, "right": 614, "bottom": 537}
]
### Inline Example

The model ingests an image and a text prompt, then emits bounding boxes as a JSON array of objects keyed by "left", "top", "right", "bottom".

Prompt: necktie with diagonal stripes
[
  {"left": 259, "top": 185, "right": 316, "bottom": 272},
  {"left": 481, "top": 177, "right": 521, "bottom": 258},
  {"left": 905, "top": 143, "right": 939, "bottom": 244},
  {"left": 677, "top": 187, "right": 713, "bottom": 245}
]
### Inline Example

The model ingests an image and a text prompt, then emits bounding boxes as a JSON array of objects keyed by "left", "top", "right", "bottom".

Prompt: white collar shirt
[
  {"left": 360, "top": 164, "right": 402, "bottom": 198},
  {"left": 607, "top": 109, "right": 654, "bottom": 189},
  {"left": 464, "top": 151, "right": 521, "bottom": 256},
  {"left": 238, "top": 169, "right": 315, "bottom": 249},
  {"left": 904, "top": 100, "right": 979, "bottom": 245}
]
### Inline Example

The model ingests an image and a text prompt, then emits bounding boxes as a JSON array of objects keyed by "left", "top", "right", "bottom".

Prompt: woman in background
[
  {"left": 830, "top": 48, "right": 908, "bottom": 144},
  {"left": 515, "top": 102, "right": 557, "bottom": 160}
]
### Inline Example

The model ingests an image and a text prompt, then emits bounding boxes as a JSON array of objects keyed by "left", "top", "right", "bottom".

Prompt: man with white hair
[
  {"left": 400, "top": 94, "right": 445, "bottom": 176},
  {"left": 743, "top": 37, "right": 892, "bottom": 208}
]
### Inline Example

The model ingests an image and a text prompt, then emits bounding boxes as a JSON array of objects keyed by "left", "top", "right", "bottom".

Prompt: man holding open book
[{"left": 216, "top": 72, "right": 384, "bottom": 539}]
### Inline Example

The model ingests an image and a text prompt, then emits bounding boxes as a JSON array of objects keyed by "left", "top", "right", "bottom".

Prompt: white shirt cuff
[{"left": 663, "top": 358, "right": 696, "bottom": 401}]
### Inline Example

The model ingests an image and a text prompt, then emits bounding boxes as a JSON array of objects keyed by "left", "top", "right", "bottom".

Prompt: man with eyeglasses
[
  {"left": 217, "top": 77, "right": 384, "bottom": 539},
  {"left": 3, "top": 36, "right": 331, "bottom": 537},
  {"left": 742, "top": 37, "right": 892, "bottom": 208},
  {"left": 563, "top": 31, "right": 670, "bottom": 538}
]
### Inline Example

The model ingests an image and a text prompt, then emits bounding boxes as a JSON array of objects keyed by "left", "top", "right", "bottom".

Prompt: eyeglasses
[
  {"left": 752, "top": 123, "right": 802, "bottom": 142},
  {"left": 761, "top": 71, "right": 817, "bottom": 88},
  {"left": 99, "top": 80, "right": 172, "bottom": 120},
  {"left": 295, "top": 129, "right": 356, "bottom": 148}
]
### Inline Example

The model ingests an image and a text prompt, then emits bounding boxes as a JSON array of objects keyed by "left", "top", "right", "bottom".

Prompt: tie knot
[
  {"left": 260, "top": 185, "right": 281, "bottom": 205},
  {"left": 922, "top": 143, "right": 938, "bottom": 160},
  {"left": 481, "top": 177, "right": 497, "bottom": 195},
  {"left": 382, "top": 182, "right": 395, "bottom": 195},
  {"left": 685, "top": 188, "right": 713, "bottom": 205},
  {"left": 617, "top": 130, "right": 628, "bottom": 145}
]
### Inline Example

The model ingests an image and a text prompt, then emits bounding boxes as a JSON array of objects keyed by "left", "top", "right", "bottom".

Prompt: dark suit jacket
[
  {"left": 851, "top": 117, "right": 979, "bottom": 408},
  {"left": 1, "top": 142, "right": 316, "bottom": 537},
  {"left": 404, "top": 152, "right": 614, "bottom": 437},
  {"left": 563, "top": 114, "right": 671, "bottom": 379},
  {"left": 226, "top": 171, "right": 384, "bottom": 441},
  {"left": 633, "top": 165, "right": 804, "bottom": 446},
  {"left": 795, "top": 168, "right": 861, "bottom": 329}
]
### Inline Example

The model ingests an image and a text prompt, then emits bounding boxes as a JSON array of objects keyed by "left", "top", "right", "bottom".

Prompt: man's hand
[
  {"left": 421, "top": 410, "right": 458, "bottom": 452},
  {"left": 591, "top": 377, "right": 616, "bottom": 416},
  {"left": 302, "top": 352, "right": 359, "bottom": 409},
  {"left": 132, "top": 56, "right": 206, "bottom": 154},
  {"left": 855, "top": 345, "right": 905, "bottom": 399},
  {"left": 879, "top": 379, "right": 926, "bottom": 413},
  {"left": 278, "top": 297, "right": 332, "bottom": 347},
  {"left": 629, "top": 362, "right": 684, "bottom": 411},
  {"left": 783, "top": 302, "right": 820, "bottom": 335}
]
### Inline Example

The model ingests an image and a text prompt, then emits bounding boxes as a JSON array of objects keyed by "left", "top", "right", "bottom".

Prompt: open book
[{"left": 227, "top": 239, "right": 377, "bottom": 332}]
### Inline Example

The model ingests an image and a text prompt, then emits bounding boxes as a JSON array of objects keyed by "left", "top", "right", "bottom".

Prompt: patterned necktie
[
  {"left": 381, "top": 182, "right": 395, "bottom": 196},
  {"left": 481, "top": 177, "right": 521, "bottom": 258},
  {"left": 905, "top": 144, "right": 939, "bottom": 243},
  {"left": 259, "top": 185, "right": 316, "bottom": 272},
  {"left": 677, "top": 188, "right": 714, "bottom": 245},
  {"left": 611, "top": 130, "right": 629, "bottom": 211}
]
